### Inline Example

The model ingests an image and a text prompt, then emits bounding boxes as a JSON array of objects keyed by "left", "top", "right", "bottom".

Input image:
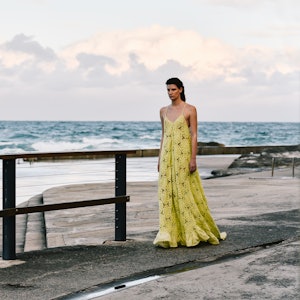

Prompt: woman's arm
[
  {"left": 189, "top": 105, "right": 198, "bottom": 173},
  {"left": 158, "top": 107, "right": 165, "bottom": 172}
]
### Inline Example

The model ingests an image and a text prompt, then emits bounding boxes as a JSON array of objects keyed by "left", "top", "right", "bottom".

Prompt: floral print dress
[{"left": 153, "top": 110, "right": 226, "bottom": 248}]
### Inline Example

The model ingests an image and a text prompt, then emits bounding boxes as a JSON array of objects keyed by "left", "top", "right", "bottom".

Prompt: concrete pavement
[{"left": 0, "top": 159, "right": 299, "bottom": 299}]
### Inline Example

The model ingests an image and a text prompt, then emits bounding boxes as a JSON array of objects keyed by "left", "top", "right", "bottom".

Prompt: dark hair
[{"left": 165, "top": 77, "right": 186, "bottom": 102}]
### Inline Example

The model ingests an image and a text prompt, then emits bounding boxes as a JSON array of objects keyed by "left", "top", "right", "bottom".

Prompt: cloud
[
  {"left": 0, "top": 27, "right": 299, "bottom": 121},
  {"left": 59, "top": 26, "right": 299, "bottom": 84},
  {"left": 1, "top": 26, "right": 298, "bottom": 85},
  {"left": 60, "top": 26, "right": 237, "bottom": 81},
  {"left": 4, "top": 33, "right": 56, "bottom": 61},
  {"left": 243, "top": 24, "right": 300, "bottom": 43}
]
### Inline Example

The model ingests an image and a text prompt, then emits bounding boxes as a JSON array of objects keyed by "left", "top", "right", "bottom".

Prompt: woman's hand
[{"left": 189, "top": 158, "right": 197, "bottom": 173}]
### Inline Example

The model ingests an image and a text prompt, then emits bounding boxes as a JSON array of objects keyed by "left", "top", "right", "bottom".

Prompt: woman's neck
[{"left": 171, "top": 98, "right": 184, "bottom": 106}]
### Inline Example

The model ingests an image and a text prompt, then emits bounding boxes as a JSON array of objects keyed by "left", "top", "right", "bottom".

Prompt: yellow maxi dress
[{"left": 153, "top": 112, "right": 226, "bottom": 248}]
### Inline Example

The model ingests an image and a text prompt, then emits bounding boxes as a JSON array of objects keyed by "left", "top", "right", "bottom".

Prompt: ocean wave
[
  {"left": 0, "top": 121, "right": 299, "bottom": 155},
  {"left": 32, "top": 141, "right": 86, "bottom": 152},
  {"left": 0, "top": 147, "right": 28, "bottom": 154}
]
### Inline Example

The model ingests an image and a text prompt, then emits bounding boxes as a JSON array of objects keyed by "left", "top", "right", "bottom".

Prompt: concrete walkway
[{"left": 0, "top": 162, "right": 299, "bottom": 299}]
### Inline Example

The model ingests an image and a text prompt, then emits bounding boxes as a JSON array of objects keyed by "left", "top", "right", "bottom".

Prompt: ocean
[
  {"left": 0, "top": 121, "right": 299, "bottom": 208},
  {"left": 1, "top": 121, "right": 299, "bottom": 154}
]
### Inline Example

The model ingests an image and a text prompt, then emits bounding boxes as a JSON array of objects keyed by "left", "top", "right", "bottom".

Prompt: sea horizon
[
  {"left": 1, "top": 120, "right": 299, "bottom": 156},
  {"left": 1, "top": 119, "right": 299, "bottom": 123}
]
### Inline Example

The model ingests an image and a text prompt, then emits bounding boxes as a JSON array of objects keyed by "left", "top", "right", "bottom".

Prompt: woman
[{"left": 153, "top": 77, "right": 226, "bottom": 248}]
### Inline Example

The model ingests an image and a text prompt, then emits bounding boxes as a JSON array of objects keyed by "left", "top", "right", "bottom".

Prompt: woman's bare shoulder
[
  {"left": 185, "top": 103, "right": 197, "bottom": 114},
  {"left": 160, "top": 106, "right": 168, "bottom": 115}
]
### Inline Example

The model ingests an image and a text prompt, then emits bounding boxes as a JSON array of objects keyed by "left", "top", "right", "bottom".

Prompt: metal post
[
  {"left": 115, "top": 154, "right": 126, "bottom": 241},
  {"left": 2, "top": 159, "right": 16, "bottom": 260},
  {"left": 271, "top": 157, "right": 275, "bottom": 177}
]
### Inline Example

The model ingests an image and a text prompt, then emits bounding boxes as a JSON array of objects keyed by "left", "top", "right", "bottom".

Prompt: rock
[{"left": 210, "top": 146, "right": 300, "bottom": 178}]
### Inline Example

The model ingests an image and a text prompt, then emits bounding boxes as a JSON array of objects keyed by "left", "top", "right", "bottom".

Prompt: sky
[{"left": 0, "top": 0, "right": 299, "bottom": 122}]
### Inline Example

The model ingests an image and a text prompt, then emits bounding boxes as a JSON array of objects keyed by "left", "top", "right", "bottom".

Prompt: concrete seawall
[
  {"left": 23, "top": 144, "right": 300, "bottom": 161},
  {"left": 138, "top": 144, "right": 300, "bottom": 157}
]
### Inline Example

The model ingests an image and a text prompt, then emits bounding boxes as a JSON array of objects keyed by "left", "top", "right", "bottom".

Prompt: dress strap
[
  {"left": 164, "top": 106, "right": 169, "bottom": 118},
  {"left": 181, "top": 103, "right": 186, "bottom": 115}
]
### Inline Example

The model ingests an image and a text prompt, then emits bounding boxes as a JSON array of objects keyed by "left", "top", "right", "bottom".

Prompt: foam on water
[{"left": 0, "top": 121, "right": 299, "bottom": 155}]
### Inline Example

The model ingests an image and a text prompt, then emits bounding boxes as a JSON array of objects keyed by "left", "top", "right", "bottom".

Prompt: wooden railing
[{"left": 0, "top": 150, "right": 136, "bottom": 260}]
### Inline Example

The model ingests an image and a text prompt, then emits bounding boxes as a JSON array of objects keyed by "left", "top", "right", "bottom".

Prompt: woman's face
[{"left": 167, "top": 84, "right": 182, "bottom": 101}]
